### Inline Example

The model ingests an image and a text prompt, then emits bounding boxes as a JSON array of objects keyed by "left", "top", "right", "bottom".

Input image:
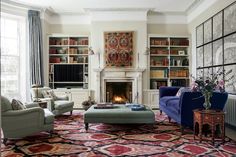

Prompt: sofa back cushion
[
  {"left": 176, "top": 87, "right": 191, "bottom": 97},
  {"left": 1, "top": 96, "right": 13, "bottom": 112}
]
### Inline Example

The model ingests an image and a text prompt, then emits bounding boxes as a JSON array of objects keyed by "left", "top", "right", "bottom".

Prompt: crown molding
[
  {"left": 90, "top": 10, "right": 148, "bottom": 22},
  {"left": 187, "top": 0, "right": 218, "bottom": 23},
  {"left": 147, "top": 13, "right": 187, "bottom": 24}
]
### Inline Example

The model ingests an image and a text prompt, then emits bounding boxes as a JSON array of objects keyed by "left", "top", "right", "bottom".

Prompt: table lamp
[{"left": 31, "top": 84, "right": 41, "bottom": 102}]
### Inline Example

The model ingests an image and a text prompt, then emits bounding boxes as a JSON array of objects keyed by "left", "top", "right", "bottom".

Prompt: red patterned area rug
[{"left": 2, "top": 111, "right": 236, "bottom": 157}]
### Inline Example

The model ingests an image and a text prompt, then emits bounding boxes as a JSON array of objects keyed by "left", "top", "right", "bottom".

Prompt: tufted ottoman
[{"left": 83, "top": 104, "right": 155, "bottom": 131}]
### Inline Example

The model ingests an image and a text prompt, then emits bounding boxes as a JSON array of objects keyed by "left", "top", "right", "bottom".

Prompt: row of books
[
  {"left": 150, "top": 39, "right": 168, "bottom": 46},
  {"left": 150, "top": 70, "right": 168, "bottom": 78},
  {"left": 170, "top": 39, "right": 189, "bottom": 46},
  {"left": 69, "top": 48, "right": 88, "bottom": 54},
  {"left": 150, "top": 49, "right": 169, "bottom": 55},
  {"left": 49, "top": 38, "right": 89, "bottom": 45},
  {"left": 169, "top": 70, "right": 189, "bottom": 77},
  {"left": 69, "top": 56, "right": 88, "bottom": 63},
  {"left": 150, "top": 58, "right": 169, "bottom": 66}
]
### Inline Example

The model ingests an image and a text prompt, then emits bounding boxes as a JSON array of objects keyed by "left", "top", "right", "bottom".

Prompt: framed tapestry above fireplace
[{"left": 104, "top": 31, "right": 133, "bottom": 67}]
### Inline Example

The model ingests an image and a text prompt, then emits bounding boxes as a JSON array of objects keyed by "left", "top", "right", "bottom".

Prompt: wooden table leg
[
  {"left": 199, "top": 124, "right": 202, "bottom": 143},
  {"left": 85, "top": 123, "right": 88, "bottom": 131},
  {"left": 212, "top": 125, "right": 215, "bottom": 145}
]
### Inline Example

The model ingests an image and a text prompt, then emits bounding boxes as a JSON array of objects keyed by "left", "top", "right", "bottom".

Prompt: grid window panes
[
  {"left": 196, "top": 1, "right": 236, "bottom": 93},
  {"left": 1, "top": 14, "right": 27, "bottom": 100}
]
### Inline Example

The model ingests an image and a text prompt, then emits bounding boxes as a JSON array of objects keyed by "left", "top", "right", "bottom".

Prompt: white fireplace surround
[{"left": 94, "top": 68, "right": 145, "bottom": 103}]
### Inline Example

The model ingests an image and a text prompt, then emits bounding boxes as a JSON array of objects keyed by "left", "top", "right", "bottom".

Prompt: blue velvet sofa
[{"left": 159, "top": 86, "right": 228, "bottom": 132}]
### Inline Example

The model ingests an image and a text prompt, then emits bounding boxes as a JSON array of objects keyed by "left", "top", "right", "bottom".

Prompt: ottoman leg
[{"left": 85, "top": 123, "right": 89, "bottom": 131}]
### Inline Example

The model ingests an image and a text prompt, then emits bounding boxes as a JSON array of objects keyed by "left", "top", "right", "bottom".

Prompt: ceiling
[{"left": 4, "top": 0, "right": 200, "bottom": 15}]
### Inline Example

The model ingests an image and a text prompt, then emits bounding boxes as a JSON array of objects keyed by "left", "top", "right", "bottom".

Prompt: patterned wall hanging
[{"left": 104, "top": 32, "right": 133, "bottom": 67}]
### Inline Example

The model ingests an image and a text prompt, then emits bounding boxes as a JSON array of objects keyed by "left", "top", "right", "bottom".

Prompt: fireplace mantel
[{"left": 93, "top": 68, "right": 146, "bottom": 103}]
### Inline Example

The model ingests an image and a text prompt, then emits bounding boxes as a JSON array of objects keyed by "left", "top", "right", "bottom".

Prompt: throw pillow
[
  {"left": 11, "top": 99, "right": 26, "bottom": 110},
  {"left": 41, "top": 90, "right": 57, "bottom": 100},
  {"left": 176, "top": 87, "right": 191, "bottom": 97}
]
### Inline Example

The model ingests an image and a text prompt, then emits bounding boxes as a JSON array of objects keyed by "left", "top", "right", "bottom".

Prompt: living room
[{"left": 1, "top": 0, "right": 236, "bottom": 156}]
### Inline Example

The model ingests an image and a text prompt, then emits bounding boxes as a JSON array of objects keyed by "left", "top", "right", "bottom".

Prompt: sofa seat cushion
[
  {"left": 44, "top": 109, "right": 54, "bottom": 124},
  {"left": 54, "top": 101, "right": 74, "bottom": 110},
  {"left": 160, "top": 96, "right": 179, "bottom": 106},
  {"left": 160, "top": 96, "right": 180, "bottom": 115}
]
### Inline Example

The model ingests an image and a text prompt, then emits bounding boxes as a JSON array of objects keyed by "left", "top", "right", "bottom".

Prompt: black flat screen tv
[{"left": 54, "top": 64, "right": 83, "bottom": 82}]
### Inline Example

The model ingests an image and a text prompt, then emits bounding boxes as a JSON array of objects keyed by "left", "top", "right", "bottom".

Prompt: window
[
  {"left": 1, "top": 13, "right": 28, "bottom": 101},
  {"left": 196, "top": 2, "right": 236, "bottom": 94}
]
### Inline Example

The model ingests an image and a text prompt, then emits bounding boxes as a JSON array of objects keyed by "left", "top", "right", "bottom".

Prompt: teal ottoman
[{"left": 84, "top": 104, "right": 155, "bottom": 130}]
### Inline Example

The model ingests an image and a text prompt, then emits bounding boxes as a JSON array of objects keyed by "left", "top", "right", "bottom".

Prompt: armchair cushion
[
  {"left": 41, "top": 89, "right": 57, "bottom": 100},
  {"left": 44, "top": 109, "right": 54, "bottom": 124},
  {"left": 54, "top": 101, "right": 74, "bottom": 110},
  {"left": 25, "top": 102, "right": 40, "bottom": 108},
  {"left": 1, "top": 96, "right": 12, "bottom": 112},
  {"left": 11, "top": 99, "right": 26, "bottom": 110}
]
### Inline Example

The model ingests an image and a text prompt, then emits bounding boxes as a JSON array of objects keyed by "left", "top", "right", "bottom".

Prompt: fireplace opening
[{"left": 106, "top": 82, "right": 132, "bottom": 104}]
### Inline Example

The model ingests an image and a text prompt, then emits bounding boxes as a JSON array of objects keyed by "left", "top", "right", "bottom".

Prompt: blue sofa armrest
[
  {"left": 179, "top": 91, "right": 204, "bottom": 128},
  {"left": 159, "top": 86, "right": 180, "bottom": 99}
]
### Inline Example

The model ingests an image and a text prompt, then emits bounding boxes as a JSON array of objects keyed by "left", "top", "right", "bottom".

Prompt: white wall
[
  {"left": 49, "top": 24, "right": 91, "bottom": 35},
  {"left": 147, "top": 24, "right": 189, "bottom": 36}
]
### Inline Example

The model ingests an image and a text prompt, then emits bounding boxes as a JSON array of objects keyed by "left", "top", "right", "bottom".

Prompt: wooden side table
[{"left": 193, "top": 109, "right": 225, "bottom": 145}]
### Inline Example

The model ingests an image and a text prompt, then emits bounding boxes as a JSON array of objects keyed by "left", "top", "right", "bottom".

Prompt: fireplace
[{"left": 106, "top": 82, "right": 132, "bottom": 103}]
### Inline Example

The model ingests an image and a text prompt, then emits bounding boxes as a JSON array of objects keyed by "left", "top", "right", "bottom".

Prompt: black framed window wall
[{"left": 196, "top": 1, "right": 236, "bottom": 94}]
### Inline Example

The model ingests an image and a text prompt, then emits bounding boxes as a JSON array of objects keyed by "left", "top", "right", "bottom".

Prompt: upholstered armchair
[
  {"left": 1, "top": 96, "right": 54, "bottom": 145},
  {"left": 30, "top": 87, "right": 74, "bottom": 116}
]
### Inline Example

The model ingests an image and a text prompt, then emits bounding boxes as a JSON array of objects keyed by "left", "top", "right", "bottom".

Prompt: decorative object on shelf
[
  {"left": 178, "top": 50, "right": 185, "bottom": 55},
  {"left": 31, "top": 84, "right": 42, "bottom": 102},
  {"left": 182, "top": 58, "right": 189, "bottom": 66},
  {"left": 104, "top": 32, "right": 133, "bottom": 67},
  {"left": 191, "top": 68, "right": 228, "bottom": 110},
  {"left": 82, "top": 96, "right": 96, "bottom": 111}
]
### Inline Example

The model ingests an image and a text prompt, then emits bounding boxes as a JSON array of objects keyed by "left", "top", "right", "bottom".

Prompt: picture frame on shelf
[{"left": 178, "top": 50, "right": 185, "bottom": 55}]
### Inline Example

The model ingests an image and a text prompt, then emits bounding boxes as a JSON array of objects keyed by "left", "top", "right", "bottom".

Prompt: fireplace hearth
[{"left": 106, "top": 82, "right": 132, "bottom": 104}]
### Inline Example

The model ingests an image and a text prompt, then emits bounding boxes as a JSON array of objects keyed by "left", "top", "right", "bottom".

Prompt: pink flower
[
  {"left": 216, "top": 80, "right": 225, "bottom": 92},
  {"left": 191, "top": 81, "right": 198, "bottom": 92},
  {"left": 218, "top": 80, "right": 225, "bottom": 87}
]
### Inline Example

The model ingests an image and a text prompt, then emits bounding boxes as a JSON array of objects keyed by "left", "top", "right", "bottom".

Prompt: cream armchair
[
  {"left": 30, "top": 87, "right": 74, "bottom": 116},
  {"left": 1, "top": 96, "right": 54, "bottom": 145}
]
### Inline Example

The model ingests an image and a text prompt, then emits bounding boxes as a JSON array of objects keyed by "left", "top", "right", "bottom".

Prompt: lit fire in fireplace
[{"left": 113, "top": 95, "right": 127, "bottom": 104}]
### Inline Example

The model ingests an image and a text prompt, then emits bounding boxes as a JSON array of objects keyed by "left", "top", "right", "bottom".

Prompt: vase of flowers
[
  {"left": 191, "top": 68, "right": 226, "bottom": 110},
  {"left": 203, "top": 91, "right": 211, "bottom": 110}
]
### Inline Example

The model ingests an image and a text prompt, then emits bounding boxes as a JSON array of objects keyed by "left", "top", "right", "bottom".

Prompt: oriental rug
[{"left": 1, "top": 112, "right": 236, "bottom": 156}]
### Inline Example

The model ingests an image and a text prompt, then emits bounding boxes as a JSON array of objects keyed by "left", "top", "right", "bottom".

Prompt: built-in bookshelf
[
  {"left": 48, "top": 35, "right": 89, "bottom": 89},
  {"left": 149, "top": 35, "right": 190, "bottom": 89}
]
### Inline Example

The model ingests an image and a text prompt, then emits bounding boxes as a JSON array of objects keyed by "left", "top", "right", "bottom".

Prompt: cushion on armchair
[
  {"left": 11, "top": 99, "right": 26, "bottom": 110},
  {"left": 41, "top": 90, "right": 57, "bottom": 100}
]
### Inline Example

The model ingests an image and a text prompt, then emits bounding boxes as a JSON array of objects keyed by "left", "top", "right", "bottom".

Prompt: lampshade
[{"left": 31, "top": 84, "right": 42, "bottom": 102}]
